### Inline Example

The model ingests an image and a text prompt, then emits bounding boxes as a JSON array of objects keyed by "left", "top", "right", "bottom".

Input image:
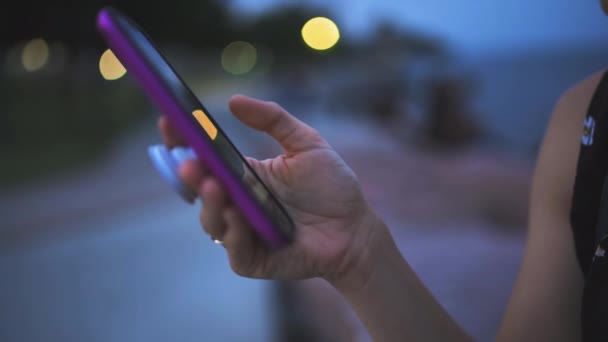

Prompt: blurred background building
[{"left": 2, "top": 0, "right": 608, "bottom": 341}]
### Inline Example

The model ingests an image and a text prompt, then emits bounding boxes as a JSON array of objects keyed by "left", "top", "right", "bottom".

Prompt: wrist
[{"left": 325, "top": 208, "right": 395, "bottom": 294}]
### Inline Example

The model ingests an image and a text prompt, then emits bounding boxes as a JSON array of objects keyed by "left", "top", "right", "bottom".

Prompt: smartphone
[{"left": 96, "top": 6, "right": 295, "bottom": 248}]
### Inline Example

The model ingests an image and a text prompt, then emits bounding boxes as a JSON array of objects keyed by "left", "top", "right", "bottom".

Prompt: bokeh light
[
  {"left": 301, "top": 17, "right": 340, "bottom": 51},
  {"left": 221, "top": 41, "right": 257, "bottom": 75},
  {"left": 21, "top": 38, "right": 49, "bottom": 72},
  {"left": 99, "top": 49, "right": 126, "bottom": 80}
]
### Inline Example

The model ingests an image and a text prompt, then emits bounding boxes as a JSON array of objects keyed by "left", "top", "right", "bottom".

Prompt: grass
[
  {"left": 0, "top": 143, "right": 107, "bottom": 188},
  {"left": 0, "top": 73, "right": 150, "bottom": 189}
]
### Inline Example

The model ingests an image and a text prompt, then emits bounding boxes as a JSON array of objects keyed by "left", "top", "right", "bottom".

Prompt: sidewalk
[
  {"left": 0, "top": 83, "right": 282, "bottom": 342},
  {"left": 1, "top": 80, "right": 533, "bottom": 342}
]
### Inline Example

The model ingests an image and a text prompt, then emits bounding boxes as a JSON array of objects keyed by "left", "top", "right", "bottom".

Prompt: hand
[{"left": 159, "top": 95, "right": 384, "bottom": 287}]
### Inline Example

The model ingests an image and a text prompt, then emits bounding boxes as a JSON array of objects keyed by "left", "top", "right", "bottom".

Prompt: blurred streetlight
[
  {"left": 99, "top": 49, "right": 126, "bottom": 80},
  {"left": 301, "top": 17, "right": 340, "bottom": 51},
  {"left": 22, "top": 38, "right": 49, "bottom": 72},
  {"left": 221, "top": 41, "right": 257, "bottom": 75}
]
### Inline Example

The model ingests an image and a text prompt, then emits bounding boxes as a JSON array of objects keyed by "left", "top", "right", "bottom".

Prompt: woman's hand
[{"left": 159, "top": 95, "right": 384, "bottom": 287}]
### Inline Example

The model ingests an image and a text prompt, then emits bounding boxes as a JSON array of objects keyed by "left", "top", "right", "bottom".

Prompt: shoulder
[
  {"left": 556, "top": 70, "right": 605, "bottom": 117},
  {"left": 496, "top": 70, "right": 607, "bottom": 341},
  {"left": 531, "top": 69, "right": 606, "bottom": 213}
]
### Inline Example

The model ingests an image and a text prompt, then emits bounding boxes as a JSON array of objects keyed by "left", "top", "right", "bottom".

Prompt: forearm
[{"left": 332, "top": 220, "right": 473, "bottom": 342}]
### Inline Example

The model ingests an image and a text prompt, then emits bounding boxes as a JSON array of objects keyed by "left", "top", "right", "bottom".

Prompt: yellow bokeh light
[
  {"left": 301, "top": 17, "right": 340, "bottom": 51},
  {"left": 99, "top": 49, "right": 126, "bottom": 80},
  {"left": 22, "top": 38, "right": 49, "bottom": 72},
  {"left": 221, "top": 41, "right": 257, "bottom": 75}
]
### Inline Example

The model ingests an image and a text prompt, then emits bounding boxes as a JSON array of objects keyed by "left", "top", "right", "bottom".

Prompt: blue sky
[{"left": 229, "top": 0, "right": 608, "bottom": 58}]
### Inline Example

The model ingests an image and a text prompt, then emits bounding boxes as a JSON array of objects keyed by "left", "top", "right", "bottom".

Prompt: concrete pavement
[{"left": 1, "top": 82, "right": 530, "bottom": 341}]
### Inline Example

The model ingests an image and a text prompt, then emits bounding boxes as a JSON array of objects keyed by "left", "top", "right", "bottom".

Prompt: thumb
[{"left": 228, "top": 95, "right": 324, "bottom": 154}]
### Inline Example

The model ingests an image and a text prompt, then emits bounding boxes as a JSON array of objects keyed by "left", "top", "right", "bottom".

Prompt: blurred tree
[
  {"left": 1, "top": 0, "right": 349, "bottom": 65},
  {"left": 370, "top": 21, "right": 445, "bottom": 57},
  {"left": 1, "top": 0, "right": 236, "bottom": 49},
  {"left": 0, "top": 0, "right": 451, "bottom": 187},
  {"left": 233, "top": 4, "right": 344, "bottom": 66}
]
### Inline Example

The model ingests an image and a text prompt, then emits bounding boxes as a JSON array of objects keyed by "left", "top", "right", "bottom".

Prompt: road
[{"left": 0, "top": 83, "right": 529, "bottom": 342}]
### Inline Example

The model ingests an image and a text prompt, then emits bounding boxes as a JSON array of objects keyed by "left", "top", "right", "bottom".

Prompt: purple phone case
[{"left": 96, "top": 7, "right": 290, "bottom": 248}]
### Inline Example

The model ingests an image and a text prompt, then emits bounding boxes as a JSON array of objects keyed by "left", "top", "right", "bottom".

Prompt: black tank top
[{"left": 570, "top": 71, "right": 608, "bottom": 341}]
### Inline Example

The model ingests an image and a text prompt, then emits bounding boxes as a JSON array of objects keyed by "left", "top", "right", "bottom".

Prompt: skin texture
[
  {"left": 160, "top": 95, "right": 380, "bottom": 288},
  {"left": 496, "top": 69, "right": 605, "bottom": 341},
  {"left": 158, "top": 67, "right": 605, "bottom": 340}
]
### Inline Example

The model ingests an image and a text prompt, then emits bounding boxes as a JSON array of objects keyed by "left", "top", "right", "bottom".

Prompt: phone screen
[{"left": 97, "top": 7, "right": 294, "bottom": 245}]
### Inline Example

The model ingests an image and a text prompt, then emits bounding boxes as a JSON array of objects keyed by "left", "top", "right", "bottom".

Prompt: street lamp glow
[
  {"left": 301, "top": 17, "right": 340, "bottom": 51},
  {"left": 22, "top": 38, "right": 49, "bottom": 72},
  {"left": 99, "top": 49, "right": 126, "bottom": 80}
]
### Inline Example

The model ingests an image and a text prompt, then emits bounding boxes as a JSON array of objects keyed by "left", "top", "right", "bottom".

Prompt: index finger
[{"left": 158, "top": 115, "right": 188, "bottom": 148}]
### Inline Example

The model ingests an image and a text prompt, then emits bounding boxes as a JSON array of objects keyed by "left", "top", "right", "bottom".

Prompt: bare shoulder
[
  {"left": 496, "top": 69, "right": 607, "bottom": 341},
  {"left": 556, "top": 70, "right": 605, "bottom": 118},
  {"left": 532, "top": 69, "right": 606, "bottom": 212}
]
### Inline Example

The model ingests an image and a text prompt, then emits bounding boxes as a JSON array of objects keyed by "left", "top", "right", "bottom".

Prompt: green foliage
[
  {"left": 234, "top": 4, "right": 342, "bottom": 65},
  {"left": 0, "top": 74, "right": 150, "bottom": 186},
  {"left": 0, "top": 0, "right": 447, "bottom": 187},
  {"left": 2, "top": 0, "right": 236, "bottom": 50},
  {"left": 3, "top": 0, "right": 345, "bottom": 64}
]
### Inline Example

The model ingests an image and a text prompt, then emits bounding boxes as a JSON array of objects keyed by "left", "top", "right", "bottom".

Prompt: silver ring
[{"left": 212, "top": 237, "right": 223, "bottom": 246}]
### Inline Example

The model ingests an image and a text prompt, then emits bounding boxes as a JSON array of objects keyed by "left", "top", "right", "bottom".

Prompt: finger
[
  {"left": 199, "top": 178, "right": 229, "bottom": 240},
  {"left": 221, "top": 207, "right": 263, "bottom": 277},
  {"left": 158, "top": 115, "right": 187, "bottom": 148},
  {"left": 178, "top": 159, "right": 207, "bottom": 192},
  {"left": 228, "top": 95, "right": 325, "bottom": 154}
]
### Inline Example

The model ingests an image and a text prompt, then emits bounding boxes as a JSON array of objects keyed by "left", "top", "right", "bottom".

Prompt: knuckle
[
  {"left": 230, "top": 257, "right": 254, "bottom": 278},
  {"left": 267, "top": 101, "right": 288, "bottom": 118},
  {"left": 266, "top": 101, "right": 281, "bottom": 110}
]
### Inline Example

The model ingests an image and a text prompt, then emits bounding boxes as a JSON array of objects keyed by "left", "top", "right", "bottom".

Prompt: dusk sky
[{"left": 230, "top": 0, "right": 608, "bottom": 58}]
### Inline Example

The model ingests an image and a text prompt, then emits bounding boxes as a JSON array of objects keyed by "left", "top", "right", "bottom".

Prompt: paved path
[
  {"left": 1, "top": 86, "right": 283, "bottom": 342},
  {"left": 1, "top": 83, "right": 531, "bottom": 342}
]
